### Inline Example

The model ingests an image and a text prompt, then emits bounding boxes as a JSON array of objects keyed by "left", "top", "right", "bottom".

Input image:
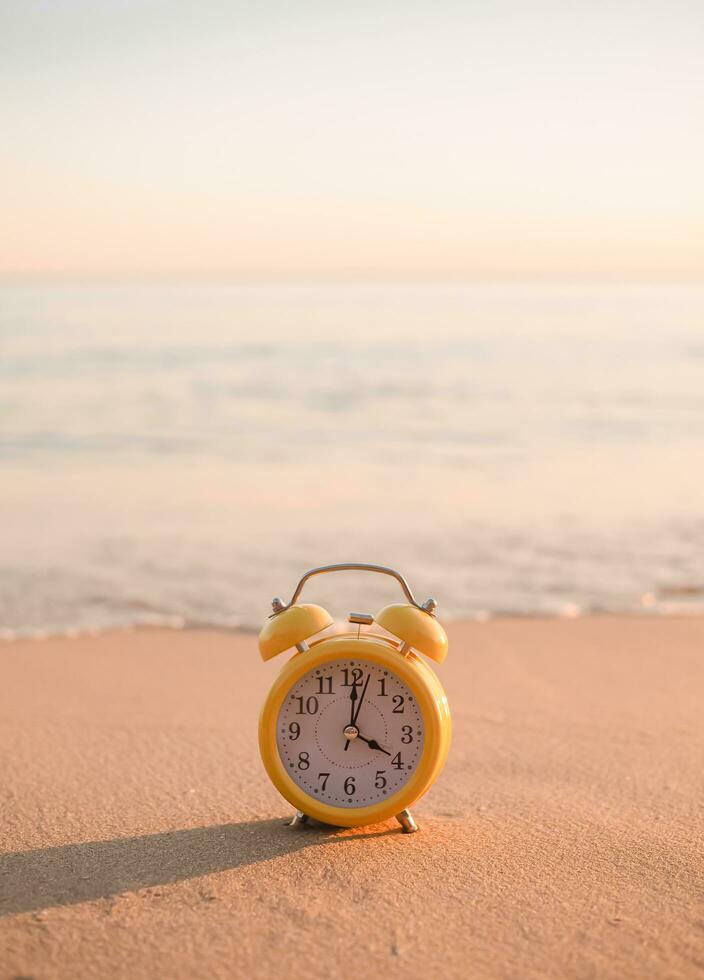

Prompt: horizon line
[{"left": 2, "top": 271, "right": 704, "bottom": 287}]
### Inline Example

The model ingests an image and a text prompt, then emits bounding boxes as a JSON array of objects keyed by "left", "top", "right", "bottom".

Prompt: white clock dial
[{"left": 276, "top": 658, "right": 424, "bottom": 808}]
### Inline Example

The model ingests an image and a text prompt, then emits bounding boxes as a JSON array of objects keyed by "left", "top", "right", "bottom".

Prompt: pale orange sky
[{"left": 1, "top": 2, "right": 703, "bottom": 279}]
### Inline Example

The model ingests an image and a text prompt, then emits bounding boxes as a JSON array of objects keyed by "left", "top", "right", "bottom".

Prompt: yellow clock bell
[{"left": 258, "top": 563, "right": 451, "bottom": 834}]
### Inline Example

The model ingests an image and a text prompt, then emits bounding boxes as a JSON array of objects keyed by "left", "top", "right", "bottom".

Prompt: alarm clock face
[{"left": 276, "top": 658, "right": 424, "bottom": 808}]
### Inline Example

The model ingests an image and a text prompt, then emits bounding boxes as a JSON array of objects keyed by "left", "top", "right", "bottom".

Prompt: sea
[{"left": 1, "top": 281, "right": 704, "bottom": 637}]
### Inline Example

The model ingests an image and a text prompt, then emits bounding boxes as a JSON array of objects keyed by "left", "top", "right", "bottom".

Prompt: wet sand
[{"left": 1, "top": 617, "right": 703, "bottom": 979}]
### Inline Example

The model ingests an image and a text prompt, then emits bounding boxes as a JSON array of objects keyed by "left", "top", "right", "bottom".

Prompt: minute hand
[
  {"left": 343, "top": 684, "right": 358, "bottom": 752},
  {"left": 351, "top": 673, "right": 370, "bottom": 726}
]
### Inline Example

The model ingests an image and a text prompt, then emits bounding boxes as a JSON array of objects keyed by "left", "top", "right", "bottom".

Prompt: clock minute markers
[{"left": 279, "top": 658, "right": 424, "bottom": 813}]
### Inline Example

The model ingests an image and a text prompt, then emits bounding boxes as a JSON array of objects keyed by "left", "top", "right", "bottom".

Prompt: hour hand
[{"left": 356, "top": 733, "right": 391, "bottom": 756}]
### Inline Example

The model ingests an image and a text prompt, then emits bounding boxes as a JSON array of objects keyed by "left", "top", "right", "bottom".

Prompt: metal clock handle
[{"left": 277, "top": 562, "right": 432, "bottom": 612}]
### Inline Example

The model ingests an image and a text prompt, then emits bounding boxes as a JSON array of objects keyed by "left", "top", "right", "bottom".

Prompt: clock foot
[
  {"left": 396, "top": 808, "right": 419, "bottom": 834},
  {"left": 288, "top": 810, "right": 310, "bottom": 829}
]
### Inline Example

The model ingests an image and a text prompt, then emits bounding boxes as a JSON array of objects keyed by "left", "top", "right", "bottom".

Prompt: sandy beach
[{"left": 1, "top": 617, "right": 703, "bottom": 979}]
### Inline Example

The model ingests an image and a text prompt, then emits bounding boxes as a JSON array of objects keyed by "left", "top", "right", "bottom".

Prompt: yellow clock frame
[{"left": 258, "top": 564, "right": 452, "bottom": 832}]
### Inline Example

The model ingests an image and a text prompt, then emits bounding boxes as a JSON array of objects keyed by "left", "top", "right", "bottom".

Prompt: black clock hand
[
  {"left": 351, "top": 673, "right": 370, "bottom": 726},
  {"left": 343, "top": 683, "right": 358, "bottom": 751},
  {"left": 356, "top": 733, "right": 391, "bottom": 756},
  {"left": 349, "top": 684, "right": 358, "bottom": 724}
]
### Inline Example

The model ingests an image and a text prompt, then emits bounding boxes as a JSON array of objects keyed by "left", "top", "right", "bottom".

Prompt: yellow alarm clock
[{"left": 258, "top": 563, "right": 451, "bottom": 834}]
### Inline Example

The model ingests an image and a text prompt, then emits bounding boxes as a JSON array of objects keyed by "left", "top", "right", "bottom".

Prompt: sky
[{"left": 1, "top": 1, "right": 703, "bottom": 280}]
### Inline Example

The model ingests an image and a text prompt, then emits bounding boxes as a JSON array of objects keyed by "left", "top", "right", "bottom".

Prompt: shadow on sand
[{"left": 0, "top": 817, "right": 399, "bottom": 918}]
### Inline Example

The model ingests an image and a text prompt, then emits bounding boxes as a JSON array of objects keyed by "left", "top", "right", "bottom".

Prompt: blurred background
[{"left": 1, "top": 2, "right": 703, "bottom": 634}]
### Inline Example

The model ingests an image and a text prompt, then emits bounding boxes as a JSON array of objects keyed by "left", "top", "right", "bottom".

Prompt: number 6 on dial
[{"left": 257, "top": 564, "right": 451, "bottom": 834}]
